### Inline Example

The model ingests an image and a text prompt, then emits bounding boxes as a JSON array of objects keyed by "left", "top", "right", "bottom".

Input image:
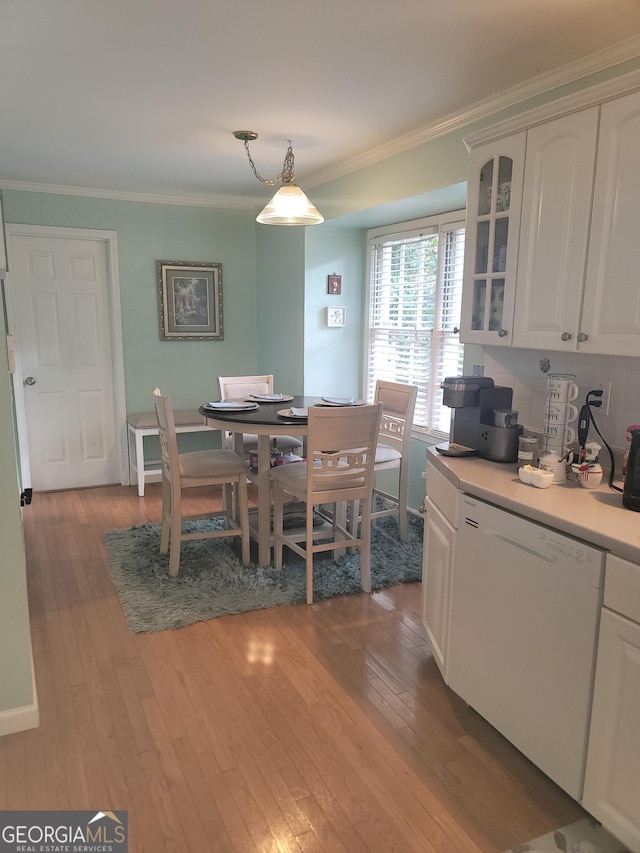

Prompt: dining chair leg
[
  {"left": 359, "top": 497, "right": 373, "bottom": 593},
  {"left": 160, "top": 478, "right": 171, "bottom": 554},
  {"left": 168, "top": 488, "right": 183, "bottom": 577},
  {"left": 306, "top": 506, "right": 315, "bottom": 604},
  {"left": 273, "top": 484, "right": 285, "bottom": 570},
  {"left": 236, "top": 477, "right": 250, "bottom": 565},
  {"left": 398, "top": 469, "right": 409, "bottom": 541}
]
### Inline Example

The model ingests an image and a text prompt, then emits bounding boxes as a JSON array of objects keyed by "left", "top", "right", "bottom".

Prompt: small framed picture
[
  {"left": 328, "top": 274, "right": 342, "bottom": 294},
  {"left": 326, "top": 306, "right": 346, "bottom": 327}
]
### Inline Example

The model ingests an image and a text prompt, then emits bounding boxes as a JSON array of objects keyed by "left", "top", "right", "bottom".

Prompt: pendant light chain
[{"left": 242, "top": 139, "right": 296, "bottom": 185}]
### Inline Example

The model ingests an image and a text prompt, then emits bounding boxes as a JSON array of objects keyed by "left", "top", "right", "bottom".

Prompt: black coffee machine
[{"left": 440, "top": 376, "right": 523, "bottom": 463}]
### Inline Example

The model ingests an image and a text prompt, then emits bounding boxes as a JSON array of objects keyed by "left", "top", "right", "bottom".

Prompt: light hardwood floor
[{"left": 2, "top": 483, "right": 586, "bottom": 852}]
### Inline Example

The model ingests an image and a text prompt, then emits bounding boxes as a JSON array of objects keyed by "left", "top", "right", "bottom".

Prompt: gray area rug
[
  {"left": 504, "top": 817, "right": 630, "bottom": 852},
  {"left": 104, "top": 507, "right": 423, "bottom": 633}
]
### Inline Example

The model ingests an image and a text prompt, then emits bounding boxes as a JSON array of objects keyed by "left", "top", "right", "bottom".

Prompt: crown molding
[
  {"left": 2, "top": 37, "right": 640, "bottom": 204},
  {"left": 0, "top": 179, "right": 257, "bottom": 210},
  {"left": 305, "top": 35, "right": 640, "bottom": 188},
  {"left": 464, "top": 66, "right": 640, "bottom": 150}
]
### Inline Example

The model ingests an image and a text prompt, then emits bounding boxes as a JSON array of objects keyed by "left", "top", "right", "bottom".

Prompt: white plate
[
  {"left": 277, "top": 408, "right": 308, "bottom": 419},
  {"left": 246, "top": 393, "right": 294, "bottom": 402},
  {"left": 203, "top": 401, "right": 259, "bottom": 412},
  {"left": 314, "top": 398, "right": 365, "bottom": 407}
]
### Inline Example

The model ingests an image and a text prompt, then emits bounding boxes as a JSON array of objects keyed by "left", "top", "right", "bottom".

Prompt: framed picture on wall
[
  {"left": 328, "top": 274, "right": 342, "bottom": 294},
  {"left": 157, "top": 260, "right": 223, "bottom": 341},
  {"left": 326, "top": 306, "right": 346, "bottom": 327}
]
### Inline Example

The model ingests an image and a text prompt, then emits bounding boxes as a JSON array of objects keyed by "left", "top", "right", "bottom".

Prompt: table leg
[{"left": 257, "top": 433, "right": 272, "bottom": 566}]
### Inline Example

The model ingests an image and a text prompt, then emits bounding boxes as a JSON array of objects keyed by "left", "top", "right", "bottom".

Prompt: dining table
[{"left": 199, "top": 395, "right": 318, "bottom": 566}]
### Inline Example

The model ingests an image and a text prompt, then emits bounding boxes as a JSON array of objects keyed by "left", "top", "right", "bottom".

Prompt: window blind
[{"left": 365, "top": 217, "right": 465, "bottom": 435}]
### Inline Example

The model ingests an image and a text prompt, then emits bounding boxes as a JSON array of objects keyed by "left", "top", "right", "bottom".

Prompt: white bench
[{"left": 126, "top": 409, "right": 215, "bottom": 496}]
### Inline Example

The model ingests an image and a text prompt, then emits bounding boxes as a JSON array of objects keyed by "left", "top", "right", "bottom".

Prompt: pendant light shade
[
  {"left": 256, "top": 184, "right": 324, "bottom": 226},
  {"left": 234, "top": 130, "right": 324, "bottom": 226}
]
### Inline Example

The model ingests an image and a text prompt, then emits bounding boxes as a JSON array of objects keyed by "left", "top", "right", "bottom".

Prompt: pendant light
[{"left": 233, "top": 130, "right": 324, "bottom": 226}]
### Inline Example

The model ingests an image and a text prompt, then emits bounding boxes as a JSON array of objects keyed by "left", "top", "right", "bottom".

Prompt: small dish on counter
[{"left": 519, "top": 465, "right": 554, "bottom": 488}]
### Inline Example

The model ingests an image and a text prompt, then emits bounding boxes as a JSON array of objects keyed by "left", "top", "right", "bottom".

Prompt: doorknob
[{"left": 24, "top": 376, "right": 36, "bottom": 386}]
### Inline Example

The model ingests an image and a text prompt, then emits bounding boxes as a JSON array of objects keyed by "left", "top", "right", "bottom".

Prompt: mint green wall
[
  {"left": 0, "top": 278, "right": 35, "bottom": 717},
  {"left": 255, "top": 224, "right": 305, "bottom": 393},
  {"left": 3, "top": 192, "right": 258, "bottom": 412},
  {"left": 303, "top": 226, "right": 366, "bottom": 397}
]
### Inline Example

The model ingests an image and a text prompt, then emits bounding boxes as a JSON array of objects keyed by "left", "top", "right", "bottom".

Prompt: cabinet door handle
[
  {"left": 561, "top": 331, "right": 573, "bottom": 341},
  {"left": 577, "top": 332, "right": 589, "bottom": 342},
  {"left": 497, "top": 328, "right": 508, "bottom": 337},
  {"left": 453, "top": 326, "right": 460, "bottom": 335}
]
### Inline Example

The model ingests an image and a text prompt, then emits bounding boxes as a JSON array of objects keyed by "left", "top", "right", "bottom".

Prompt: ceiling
[{"left": 2, "top": 0, "right": 640, "bottom": 219}]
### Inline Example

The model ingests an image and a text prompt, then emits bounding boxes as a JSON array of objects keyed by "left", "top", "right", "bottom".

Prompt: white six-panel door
[{"left": 9, "top": 232, "right": 120, "bottom": 490}]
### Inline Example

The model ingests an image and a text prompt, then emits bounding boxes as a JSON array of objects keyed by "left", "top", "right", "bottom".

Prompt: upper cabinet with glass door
[{"left": 460, "top": 134, "right": 525, "bottom": 346}]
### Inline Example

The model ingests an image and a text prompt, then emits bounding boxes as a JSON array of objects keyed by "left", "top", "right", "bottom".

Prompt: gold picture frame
[{"left": 157, "top": 260, "right": 223, "bottom": 341}]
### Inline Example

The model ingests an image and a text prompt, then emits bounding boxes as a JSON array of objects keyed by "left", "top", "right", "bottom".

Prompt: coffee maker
[{"left": 440, "top": 376, "right": 523, "bottom": 462}]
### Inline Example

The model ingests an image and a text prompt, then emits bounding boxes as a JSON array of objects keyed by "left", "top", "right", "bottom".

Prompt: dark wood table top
[{"left": 199, "top": 395, "right": 318, "bottom": 426}]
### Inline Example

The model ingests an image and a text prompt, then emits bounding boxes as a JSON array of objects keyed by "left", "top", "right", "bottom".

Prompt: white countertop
[{"left": 426, "top": 446, "right": 640, "bottom": 563}]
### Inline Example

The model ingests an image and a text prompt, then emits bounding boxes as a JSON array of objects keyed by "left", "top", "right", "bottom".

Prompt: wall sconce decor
[{"left": 234, "top": 130, "right": 324, "bottom": 226}]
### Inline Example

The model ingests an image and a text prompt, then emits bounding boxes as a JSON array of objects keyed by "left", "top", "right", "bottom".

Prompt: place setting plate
[
  {"left": 245, "top": 393, "right": 294, "bottom": 403},
  {"left": 277, "top": 407, "right": 308, "bottom": 419},
  {"left": 202, "top": 400, "right": 259, "bottom": 412},
  {"left": 313, "top": 396, "right": 365, "bottom": 407}
]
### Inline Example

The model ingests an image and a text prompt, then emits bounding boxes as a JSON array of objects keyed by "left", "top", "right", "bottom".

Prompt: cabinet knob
[
  {"left": 561, "top": 331, "right": 573, "bottom": 341},
  {"left": 577, "top": 332, "right": 589, "bottom": 342},
  {"left": 418, "top": 501, "right": 426, "bottom": 514},
  {"left": 497, "top": 328, "right": 508, "bottom": 337}
]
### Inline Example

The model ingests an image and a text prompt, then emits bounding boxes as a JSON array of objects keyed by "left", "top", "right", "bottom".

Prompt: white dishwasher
[{"left": 447, "top": 493, "right": 605, "bottom": 801}]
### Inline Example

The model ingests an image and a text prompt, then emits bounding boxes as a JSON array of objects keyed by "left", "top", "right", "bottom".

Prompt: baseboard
[{"left": 0, "top": 661, "right": 39, "bottom": 737}]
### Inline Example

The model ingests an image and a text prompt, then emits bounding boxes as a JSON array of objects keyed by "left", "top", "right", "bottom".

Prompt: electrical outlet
[{"left": 592, "top": 382, "right": 612, "bottom": 416}]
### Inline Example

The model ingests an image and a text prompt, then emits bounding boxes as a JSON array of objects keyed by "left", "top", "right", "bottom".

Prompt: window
[{"left": 365, "top": 212, "right": 465, "bottom": 436}]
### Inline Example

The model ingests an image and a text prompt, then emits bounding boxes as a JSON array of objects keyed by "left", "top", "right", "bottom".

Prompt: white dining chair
[
  {"left": 351, "top": 380, "right": 418, "bottom": 541},
  {"left": 218, "top": 374, "right": 302, "bottom": 456},
  {"left": 153, "top": 387, "right": 250, "bottom": 576},
  {"left": 270, "top": 403, "right": 382, "bottom": 604}
]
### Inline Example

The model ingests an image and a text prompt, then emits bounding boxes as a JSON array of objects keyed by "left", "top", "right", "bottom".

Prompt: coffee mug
[
  {"left": 546, "top": 374, "right": 579, "bottom": 403},
  {"left": 544, "top": 402, "right": 578, "bottom": 425},
  {"left": 543, "top": 423, "right": 576, "bottom": 445}
]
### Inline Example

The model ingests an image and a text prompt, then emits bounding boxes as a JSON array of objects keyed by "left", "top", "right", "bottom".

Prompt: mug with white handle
[
  {"left": 544, "top": 401, "right": 578, "bottom": 425},
  {"left": 546, "top": 373, "right": 579, "bottom": 404},
  {"left": 543, "top": 422, "right": 576, "bottom": 446}
]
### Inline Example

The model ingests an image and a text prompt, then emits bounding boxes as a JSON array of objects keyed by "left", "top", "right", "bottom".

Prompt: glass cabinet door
[{"left": 460, "top": 133, "right": 525, "bottom": 345}]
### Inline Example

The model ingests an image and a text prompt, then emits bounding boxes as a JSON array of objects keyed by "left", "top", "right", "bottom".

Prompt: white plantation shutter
[{"left": 365, "top": 214, "right": 465, "bottom": 435}]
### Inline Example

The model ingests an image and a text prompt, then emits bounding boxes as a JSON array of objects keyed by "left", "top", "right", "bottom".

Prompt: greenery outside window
[{"left": 365, "top": 212, "right": 466, "bottom": 437}]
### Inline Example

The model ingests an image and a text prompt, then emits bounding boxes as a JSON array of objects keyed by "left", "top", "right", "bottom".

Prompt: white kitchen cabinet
[
  {"left": 580, "top": 90, "right": 640, "bottom": 357},
  {"left": 421, "top": 464, "right": 457, "bottom": 678},
  {"left": 512, "top": 108, "right": 598, "bottom": 350},
  {"left": 583, "top": 553, "right": 640, "bottom": 853},
  {"left": 459, "top": 133, "right": 525, "bottom": 346}
]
